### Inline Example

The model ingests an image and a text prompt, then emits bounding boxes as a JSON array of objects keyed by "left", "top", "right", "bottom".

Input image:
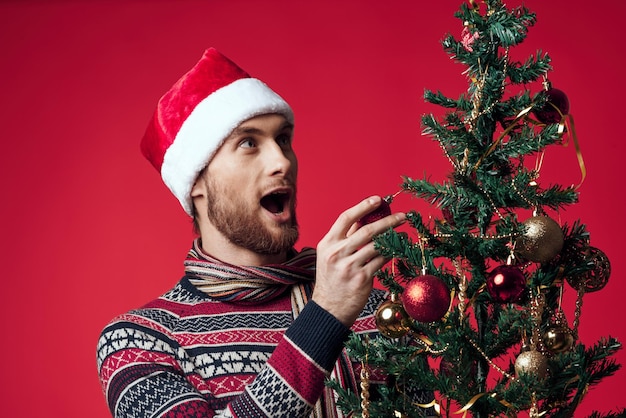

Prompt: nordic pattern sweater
[{"left": 97, "top": 276, "right": 386, "bottom": 417}]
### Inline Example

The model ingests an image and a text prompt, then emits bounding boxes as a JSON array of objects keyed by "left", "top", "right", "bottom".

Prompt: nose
[{"left": 265, "top": 142, "right": 297, "bottom": 177}]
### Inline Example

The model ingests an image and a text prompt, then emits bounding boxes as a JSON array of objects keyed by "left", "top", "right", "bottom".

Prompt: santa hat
[{"left": 140, "top": 48, "right": 294, "bottom": 216}]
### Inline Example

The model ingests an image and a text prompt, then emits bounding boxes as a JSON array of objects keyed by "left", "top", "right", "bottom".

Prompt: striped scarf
[
  {"left": 185, "top": 238, "right": 316, "bottom": 303},
  {"left": 184, "top": 239, "right": 355, "bottom": 418}
]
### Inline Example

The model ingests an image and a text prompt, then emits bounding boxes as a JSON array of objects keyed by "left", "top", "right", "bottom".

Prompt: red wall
[{"left": 1, "top": 0, "right": 624, "bottom": 416}]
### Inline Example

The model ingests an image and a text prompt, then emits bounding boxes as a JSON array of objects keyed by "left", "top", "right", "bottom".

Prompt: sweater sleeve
[
  {"left": 226, "top": 301, "right": 350, "bottom": 417},
  {"left": 97, "top": 314, "right": 214, "bottom": 417},
  {"left": 97, "top": 301, "right": 350, "bottom": 418}
]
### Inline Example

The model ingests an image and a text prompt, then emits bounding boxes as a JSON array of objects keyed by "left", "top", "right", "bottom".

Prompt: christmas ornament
[
  {"left": 358, "top": 196, "right": 392, "bottom": 227},
  {"left": 515, "top": 215, "right": 564, "bottom": 263},
  {"left": 440, "top": 354, "right": 478, "bottom": 387},
  {"left": 439, "top": 357, "right": 458, "bottom": 377},
  {"left": 543, "top": 325, "right": 574, "bottom": 353},
  {"left": 533, "top": 80, "right": 570, "bottom": 124},
  {"left": 441, "top": 205, "right": 479, "bottom": 227},
  {"left": 360, "top": 337, "right": 371, "bottom": 418},
  {"left": 461, "top": 24, "right": 479, "bottom": 52},
  {"left": 375, "top": 297, "right": 412, "bottom": 338},
  {"left": 542, "top": 289, "right": 575, "bottom": 354},
  {"left": 514, "top": 350, "right": 548, "bottom": 379},
  {"left": 360, "top": 362, "right": 370, "bottom": 418},
  {"left": 565, "top": 246, "right": 611, "bottom": 292},
  {"left": 486, "top": 264, "right": 526, "bottom": 303},
  {"left": 529, "top": 393, "right": 540, "bottom": 418},
  {"left": 401, "top": 275, "right": 450, "bottom": 323}
]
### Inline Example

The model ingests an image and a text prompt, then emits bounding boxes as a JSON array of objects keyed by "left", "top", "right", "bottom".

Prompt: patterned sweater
[{"left": 97, "top": 276, "right": 386, "bottom": 417}]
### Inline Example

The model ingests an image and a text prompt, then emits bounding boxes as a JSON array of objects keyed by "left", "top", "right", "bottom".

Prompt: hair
[
  {"left": 191, "top": 204, "right": 201, "bottom": 236},
  {"left": 190, "top": 166, "right": 207, "bottom": 236}
]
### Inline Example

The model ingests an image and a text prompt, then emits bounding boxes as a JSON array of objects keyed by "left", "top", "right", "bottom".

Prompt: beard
[{"left": 204, "top": 178, "right": 299, "bottom": 255}]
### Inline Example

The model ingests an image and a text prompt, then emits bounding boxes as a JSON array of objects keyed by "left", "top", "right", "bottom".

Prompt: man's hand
[{"left": 312, "top": 196, "right": 406, "bottom": 327}]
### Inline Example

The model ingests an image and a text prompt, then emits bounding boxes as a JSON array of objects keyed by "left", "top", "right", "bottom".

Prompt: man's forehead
[{"left": 230, "top": 115, "right": 293, "bottom": 136}]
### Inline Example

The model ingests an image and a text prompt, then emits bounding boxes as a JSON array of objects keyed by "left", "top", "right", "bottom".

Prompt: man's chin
[{"left": 267, "top": 226, "right": 299, "bottom": 254}]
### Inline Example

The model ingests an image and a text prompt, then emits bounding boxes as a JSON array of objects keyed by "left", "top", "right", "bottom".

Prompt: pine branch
[
  {"left": 423, "top": 89, "right": 463, "bottom": 109},
  {"left": 508, "top": 50, "right": 552, "bottom": 84},
  {"left": 543, "top": 338, "right": 622, "bottom": 417},
  {"left": 588, "top": 409, "right": 626, "bottom": 418}
]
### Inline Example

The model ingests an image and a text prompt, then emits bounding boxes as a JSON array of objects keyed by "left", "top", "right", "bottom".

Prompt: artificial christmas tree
[{"left": 328, "top": 1, "right": 623, "bottom": 417}]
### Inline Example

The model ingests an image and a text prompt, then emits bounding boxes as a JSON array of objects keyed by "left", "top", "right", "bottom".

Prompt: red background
[{"left": 1, "top": 0, "right": 624, "bottom": 416}]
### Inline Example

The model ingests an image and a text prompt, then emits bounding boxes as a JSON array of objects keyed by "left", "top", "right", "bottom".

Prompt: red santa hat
[{"left": 140, "top": 48, "right": 294, "bottom": 216}]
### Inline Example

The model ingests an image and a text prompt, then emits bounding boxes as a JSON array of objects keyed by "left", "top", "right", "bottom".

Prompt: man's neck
[{"left": 198, "top": 233, "right": 288, "bottom": 266}]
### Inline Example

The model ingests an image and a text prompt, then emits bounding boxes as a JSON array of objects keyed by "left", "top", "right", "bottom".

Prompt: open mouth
[{"left": 260, "top": 191, "right": 290, "bottom": 215}]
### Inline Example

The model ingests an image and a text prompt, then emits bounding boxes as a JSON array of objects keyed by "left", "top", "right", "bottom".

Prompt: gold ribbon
[
  {"left": 453, "top": 392, "right": 486, "bottom": 417},
  {"left": 452, "top": 392, "right": 522, "bottom": 417},
  {"left": 414, "top": 399, "right": 440, "bottom": 410},
  {"left": 472, "top": 101, "right": 586, "bottom": 189},
  {"left": 472, "top": 105, "right": 533, "bottom": 171},
  {"left": 394, "top": 389, "right": 440, "bottom": 416},
  {"left": 531, "top": 99, "right": 587, "bottom": 189},
  {"left": 575, "top": 383, "right": 590, "bottom": 407},
  {"left": 555, "top": 107, "right": 586, "bottom": 189},
  {"left": 393, "top": 399, "right": 441, "bottom": 418}
]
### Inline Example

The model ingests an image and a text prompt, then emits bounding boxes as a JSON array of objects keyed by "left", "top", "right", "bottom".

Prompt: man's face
[{"left": 200, "top": 113, "right": 299, "bottom": 255}]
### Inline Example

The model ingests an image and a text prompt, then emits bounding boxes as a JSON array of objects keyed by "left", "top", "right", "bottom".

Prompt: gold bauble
[
  {"left": 514, "top": 350, "right": 548, "bottom": 379},
  {"left": 543, "top": 325, "right": 574, "bottom": 353},
  {"left": 375, "top": 299, "right": 411, "bottom": 338},
  {"left": 516, "top": 215, "right": 564, "bottom": 263}
]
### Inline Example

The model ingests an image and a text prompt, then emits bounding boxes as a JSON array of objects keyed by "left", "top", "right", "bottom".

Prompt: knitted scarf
[
  {"left": 185, "top": 238, "right": 317, "bottom": 303},
  {"left": 184, "top": 239, "right": 355, "bottom": 418}
]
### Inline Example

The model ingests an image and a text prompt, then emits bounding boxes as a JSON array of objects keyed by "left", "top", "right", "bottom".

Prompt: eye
[
  {"left": 239, "top": 138, "right": 256, "bottom": 148},
  {"left": 276, "top": 133, "right": 292, "bottom": 148}
]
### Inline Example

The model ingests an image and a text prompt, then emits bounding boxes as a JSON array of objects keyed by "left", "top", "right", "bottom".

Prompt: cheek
[
  {"left": 291, "top": 155, "right": 299, "bottom": 176},
  {"left": 209, "top": 163, "right": 244, "bottom": 187},
  {"left": 219, "top": 173, "right": 257, "bottom": 204}
]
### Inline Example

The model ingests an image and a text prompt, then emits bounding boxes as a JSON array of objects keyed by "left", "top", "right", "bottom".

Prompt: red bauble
[
  {"left": 358, "top": 198, "right": 391, "bottom": 227},
  {"left": 401, "top": 275, "right": 450, "bottom": 322},
  {"left": 565, "top": 246, "right": 611, "bottom": 292},
  {"left": 486, "top": 265, "right": 526, "bottom": 303},
  {"left": 441, "top": 205, "right": 478, "bottom": 227},
  {"left": 533, "top": 87, "right": 570, "bottom": 124}
]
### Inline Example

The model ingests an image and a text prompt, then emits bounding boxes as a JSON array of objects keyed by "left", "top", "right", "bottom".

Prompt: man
[{"left": 97, "top": 48, "right": 406, "bottom": 417}]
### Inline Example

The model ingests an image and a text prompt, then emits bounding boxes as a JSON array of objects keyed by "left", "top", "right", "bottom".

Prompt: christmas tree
[{"left": 328, "top": 1, "right": 623, "bottom": 417}]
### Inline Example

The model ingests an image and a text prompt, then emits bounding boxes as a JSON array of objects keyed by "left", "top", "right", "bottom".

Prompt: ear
[
  {"left": 190, "top": 174, "right": 208, "bottom": 228},
  {"left": 190, "top": 172, "right": 207, "bottom": 199},
  {"left": 190, "top": 179, "right": 206, "bottom": 199},
  {"left": 190, "top": 172, "right": 209, "bottom": 223}
]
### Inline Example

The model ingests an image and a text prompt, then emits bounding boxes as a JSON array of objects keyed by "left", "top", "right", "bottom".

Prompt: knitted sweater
[{"left": 97, "top": 276, "right": 386, "bottom": 418}]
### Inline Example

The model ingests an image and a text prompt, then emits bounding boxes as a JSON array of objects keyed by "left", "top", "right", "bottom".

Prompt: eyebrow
[{"left": 228, "top": 121, "right": 294, "bottom": 139}]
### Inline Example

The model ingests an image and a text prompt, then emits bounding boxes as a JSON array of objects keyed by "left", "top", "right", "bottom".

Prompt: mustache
[{"left": 262, "top": 179, "right": 297, "bottom": 194}]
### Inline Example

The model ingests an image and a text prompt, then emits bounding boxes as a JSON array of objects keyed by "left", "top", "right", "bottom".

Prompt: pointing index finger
[{"left": 328, "top": 196, "right": 384, "bottom": 238}]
